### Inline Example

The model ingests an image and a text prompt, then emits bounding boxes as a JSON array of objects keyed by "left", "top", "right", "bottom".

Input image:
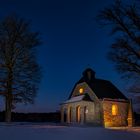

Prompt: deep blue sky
[{"left": 0, "top": 0, "right": 135, "bottom": 112}]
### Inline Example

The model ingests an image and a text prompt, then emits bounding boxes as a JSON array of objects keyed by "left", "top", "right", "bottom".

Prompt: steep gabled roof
[{"left": 69, "top": 68, "right": 128, "bottom": 100}]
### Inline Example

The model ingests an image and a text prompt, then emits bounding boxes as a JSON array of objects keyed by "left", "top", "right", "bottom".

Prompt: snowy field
[{"left": 0, "top": 123, "right": 140, "bottom": 140}]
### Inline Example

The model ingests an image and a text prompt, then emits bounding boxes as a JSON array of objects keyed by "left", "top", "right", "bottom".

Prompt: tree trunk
[
  {"left": 5, "top": 67, "right": 13, "bottom": 123},
  {"left": 5, "top": 95, "right": 12, "bottom": 122}
]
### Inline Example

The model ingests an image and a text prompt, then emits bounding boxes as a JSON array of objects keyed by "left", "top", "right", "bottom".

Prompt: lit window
[
  {"left": 112, "top": 104, "right": 118, "bottom": 115},
  {"left": 79, "top": 88, "right": 84, "bottom": 94}
]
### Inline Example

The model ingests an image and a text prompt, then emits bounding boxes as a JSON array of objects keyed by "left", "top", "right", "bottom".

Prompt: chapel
[{"left": 60, "top": 68, "right": 133, "bottom": 127}]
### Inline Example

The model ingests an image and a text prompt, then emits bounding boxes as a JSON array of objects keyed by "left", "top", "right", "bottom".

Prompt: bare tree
[
  {"left": 0, "top": 15, "right": 41, "bottom": 122},
  {"left": 97, "top": 0, "right": 140, "bottom": 86}
]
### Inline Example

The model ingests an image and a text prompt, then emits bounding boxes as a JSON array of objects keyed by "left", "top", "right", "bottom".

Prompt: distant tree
[
  {"left": 0, "top": 15, "right": 41, "bottom": 122},
  {"left": 97, "top": 0, "right": 140, "bottom": 95}
]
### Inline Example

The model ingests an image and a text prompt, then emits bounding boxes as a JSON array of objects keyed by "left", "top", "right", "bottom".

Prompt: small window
[
  {"left": 79, "top": 88, "right": 84, "bottom": 94},
  {"left": 112, "top": 104, "right": 118, "bottom": 116}
]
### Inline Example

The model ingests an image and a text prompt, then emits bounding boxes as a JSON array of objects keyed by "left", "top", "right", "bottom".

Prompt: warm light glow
[
  {"left": 112, "top": 104, "right": 118, "bottom": 115},
  {"left": 79, "top": 88, "right": 84, "bottom": 94},
  {"left": 76, "top": 106, "right": 81, "bottom": 123}
]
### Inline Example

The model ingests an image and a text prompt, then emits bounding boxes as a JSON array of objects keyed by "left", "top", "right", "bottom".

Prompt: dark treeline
[
  {"left": 0, "top": 111, "right": 139, "bottom": 125},
  {"left": 0, "top": 111, "right": 61, "bottom": 122}
]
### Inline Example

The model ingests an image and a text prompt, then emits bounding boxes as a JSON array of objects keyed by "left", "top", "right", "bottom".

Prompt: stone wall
[
  {"left": 102, "top": 99, "right": 129, "bottom": 127},
  {"left": 61, "top": 100, "right": 102, "bottom": 125}
]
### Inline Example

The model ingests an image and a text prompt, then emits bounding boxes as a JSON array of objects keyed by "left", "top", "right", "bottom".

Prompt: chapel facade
[{"left": 60, "top": 68, "right": 134, "bottom": 127}]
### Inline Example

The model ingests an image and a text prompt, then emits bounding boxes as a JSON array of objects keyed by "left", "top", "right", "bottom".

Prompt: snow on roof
[{"left": 63, "top": 95, "right": 85, "bottom": 104}]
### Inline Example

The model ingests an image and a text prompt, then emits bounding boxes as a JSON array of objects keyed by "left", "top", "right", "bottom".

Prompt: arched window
[
  {"left": 76, "top": 106, "right": 81, "bottom": 123},
  {"left": 79, "top": 88, "right": 84, "bottom": 94},
  {"left": 112, "top": 104, "right": 118, "bottom": 116}
]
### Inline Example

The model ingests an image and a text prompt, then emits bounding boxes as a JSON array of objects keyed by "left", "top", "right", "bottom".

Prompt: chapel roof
[{"left": 69, "top": 68, "right": 128, "bottom": 100}]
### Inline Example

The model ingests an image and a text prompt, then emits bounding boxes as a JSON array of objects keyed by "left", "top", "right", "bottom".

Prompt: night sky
[{"left": 0, "top": 0, "right": 136, "bottom": 113}]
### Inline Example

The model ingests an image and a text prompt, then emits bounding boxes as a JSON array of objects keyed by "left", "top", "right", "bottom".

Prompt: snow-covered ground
[{"left": 0, "top": 123, "right": 140, "bottom": 140}]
